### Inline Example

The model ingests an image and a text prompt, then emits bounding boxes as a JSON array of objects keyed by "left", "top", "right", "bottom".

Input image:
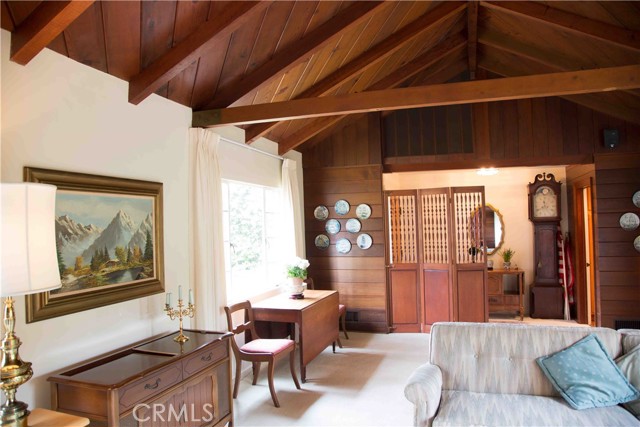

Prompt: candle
[
  {"left": 166, "top": 292, "right": 171, "bottom": 306},
  {"left": 189, "top": 289, "right": 193, "bottom": 305},
  {"left": 178, "top": 285, "right": 182, "bottom": 300}
]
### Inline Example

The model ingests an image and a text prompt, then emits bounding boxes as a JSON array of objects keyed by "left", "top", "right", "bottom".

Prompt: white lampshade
[{"left": 1, "top": 183, "right": 62, "bottom": 297}]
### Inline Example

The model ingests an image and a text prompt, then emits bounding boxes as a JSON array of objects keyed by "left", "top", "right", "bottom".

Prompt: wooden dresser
[
  {"left": 488, "top": 269, "right": 524, "bottom": 320},
  {"left": 48, "top": 330, "right": 232, "bottom": 427}
]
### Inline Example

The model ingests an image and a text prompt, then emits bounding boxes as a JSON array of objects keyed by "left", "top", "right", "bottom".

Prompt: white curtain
[
  {"left": 282, "top": 158, "right": 305, "bottom": 259},
  {"left": 189, "top": 128, "right": 227, "bottom": 331}
]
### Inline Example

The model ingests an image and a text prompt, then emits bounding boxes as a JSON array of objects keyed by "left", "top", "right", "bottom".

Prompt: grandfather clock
[{"left": 528, "top": 173, "right": 564, "bottom": 318}]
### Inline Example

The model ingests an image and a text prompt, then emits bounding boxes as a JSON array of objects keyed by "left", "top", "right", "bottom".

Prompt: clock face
[{"left": 533, "top": 186, "right": 558, "bottom": 218}]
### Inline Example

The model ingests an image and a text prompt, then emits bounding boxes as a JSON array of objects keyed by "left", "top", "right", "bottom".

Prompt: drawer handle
[
  {"left": 201, "top": 352, "right": 213, "bottom": 362},
  {"left": 145, "top": 378, "right": 161, "bottom": 390}
]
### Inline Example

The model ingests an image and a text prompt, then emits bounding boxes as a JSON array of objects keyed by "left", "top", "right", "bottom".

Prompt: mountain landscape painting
[{"left": 54, "top": 190, "right": 156, "bottom": 295}]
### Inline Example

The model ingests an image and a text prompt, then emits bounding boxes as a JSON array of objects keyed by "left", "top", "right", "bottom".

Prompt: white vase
[{"left": 288, "top": 277, "right": 305, "bottom": 295}]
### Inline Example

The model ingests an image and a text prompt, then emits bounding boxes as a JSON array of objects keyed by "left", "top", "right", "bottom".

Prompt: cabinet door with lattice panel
[
  {"left": 418, "top": 188, "right": 453, "bottom": 328},
  {"left": 452, "top": 186, "right": 487, "bottom": 322},
  {"left": 385, "top": 191, "right": 420, "bottom": 332}
]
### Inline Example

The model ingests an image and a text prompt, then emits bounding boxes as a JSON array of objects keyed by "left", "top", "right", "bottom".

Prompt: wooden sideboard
[
  {"left": 48, "top": 330, "right": 232, "bottom": 427},
  {"left": 488, "top": 269, "right": 524, "bottom": 320}
]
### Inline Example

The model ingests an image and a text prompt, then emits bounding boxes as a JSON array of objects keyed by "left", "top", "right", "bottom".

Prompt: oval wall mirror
[{"left": 471, "top": 204, "right": 504, "bottom": 255}]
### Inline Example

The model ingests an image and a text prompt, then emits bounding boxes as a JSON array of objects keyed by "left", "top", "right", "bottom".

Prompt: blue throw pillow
[{"left": 537, "top": 334, "right": 640, "bottom": 410}]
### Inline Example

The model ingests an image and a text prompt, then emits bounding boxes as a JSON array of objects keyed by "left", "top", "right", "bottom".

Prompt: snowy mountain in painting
[
  {"left": 56, "top": 215, "right": 102, "bottom": 266},
  {"left": 82, "top": 209, "right": 136, "bottom": 262},
  {"left": 128, "top": 212, "right": 153, "bottom": 251}
]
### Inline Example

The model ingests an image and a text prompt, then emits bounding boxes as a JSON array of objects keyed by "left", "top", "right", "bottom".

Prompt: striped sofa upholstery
[{"left": 405, "top": 322, "right": 640, "bottom": 427}]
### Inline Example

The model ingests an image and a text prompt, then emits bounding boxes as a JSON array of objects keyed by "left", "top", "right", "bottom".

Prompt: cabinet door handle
[
  {"left": 201, "top": 352, "right": 213, "bottom": 362},
  {"left": 145, "top": 378, "right": 161, "bottom": 390}
]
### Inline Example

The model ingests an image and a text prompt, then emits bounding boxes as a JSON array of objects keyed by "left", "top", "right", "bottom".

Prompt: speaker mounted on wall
[{"left": 603, "top": 128, "right": 619, "bottom": 149}]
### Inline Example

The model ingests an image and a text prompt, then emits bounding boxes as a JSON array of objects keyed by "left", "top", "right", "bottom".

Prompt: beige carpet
[{"left": 233, "top": 332, "right": 430, "bottom": 427}]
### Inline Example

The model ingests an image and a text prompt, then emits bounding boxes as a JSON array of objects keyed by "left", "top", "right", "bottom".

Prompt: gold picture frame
[{"left": 24, "top": 167, "right": 164, "bottom": 323}]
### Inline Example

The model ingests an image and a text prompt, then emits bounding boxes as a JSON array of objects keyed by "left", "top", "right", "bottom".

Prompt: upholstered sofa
[{"left": 404, "top": 322, "right": 640, "bottom": 426}]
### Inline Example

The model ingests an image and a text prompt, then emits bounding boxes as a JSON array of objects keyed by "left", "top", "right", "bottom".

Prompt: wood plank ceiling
[{"left": 2, "top": 1, "right": 640, "bottom": 155}]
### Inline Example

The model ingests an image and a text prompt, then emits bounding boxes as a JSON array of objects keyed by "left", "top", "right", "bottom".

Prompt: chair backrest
[
  {"left": 224, "top": 301, "right": 260, "bottom": 353},
  {"left": 305, "top": 277, "right": 315, "bottom": 290}
]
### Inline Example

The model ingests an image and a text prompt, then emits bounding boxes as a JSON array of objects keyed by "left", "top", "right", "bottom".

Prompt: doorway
[{"left": 571, "top": 176, "right": 597, "bottom": 326}]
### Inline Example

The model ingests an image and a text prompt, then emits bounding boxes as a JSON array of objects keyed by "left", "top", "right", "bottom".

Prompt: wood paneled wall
[
  {"left": 594, "top": 154, "right": 640, "bottom": 329},
  {"left": 302, "top": 114, "right": 387, "bottom": 332},
  {"left": 384, "top": 97, "right": 640, "bottom": 172},
  {"left": 304, "top": 97, "right": 639, "bottom": 331}
]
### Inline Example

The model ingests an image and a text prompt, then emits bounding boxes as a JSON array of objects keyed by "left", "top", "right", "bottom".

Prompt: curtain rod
[{"left": 220, "top": 136, "right": 284, "bottom": 161}]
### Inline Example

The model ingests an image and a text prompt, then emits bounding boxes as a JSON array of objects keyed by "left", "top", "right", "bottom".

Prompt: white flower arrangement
[{"left": 286, "top": 256, "right": 310, "bottom": 279}]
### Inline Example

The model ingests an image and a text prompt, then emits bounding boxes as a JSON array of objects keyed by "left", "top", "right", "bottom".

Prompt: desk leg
[{"left": 297, "top": 321, "right": 306, "bottom": 383}]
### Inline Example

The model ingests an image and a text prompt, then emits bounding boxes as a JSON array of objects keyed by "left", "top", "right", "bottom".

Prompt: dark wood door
[
  {"left": 385, "top": 191, "right": 421, "bottom": 332},
  {"left": 451, "top": 187, "right": 487, "bottom": 323},
  {"left": 418, "top": 188, "right": 453, "bottom": 330}
]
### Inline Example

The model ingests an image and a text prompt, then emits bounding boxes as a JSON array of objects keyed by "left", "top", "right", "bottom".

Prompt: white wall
[
  {"left": 1, "top": 30, "right": 191, "bottom": 406},
  {"left": 384, "top": 166, "right": 568, "bottom": 315},
  {"left": 1, "top": 30, "right": 304, "bottom": 408}
]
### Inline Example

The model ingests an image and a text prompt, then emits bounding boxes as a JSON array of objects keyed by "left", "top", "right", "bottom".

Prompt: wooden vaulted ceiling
[{"left": 2, "top": 1, "right": 640, "bottom": 155}]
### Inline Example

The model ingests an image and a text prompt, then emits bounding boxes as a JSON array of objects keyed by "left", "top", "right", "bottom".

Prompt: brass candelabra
[{"left": 164, "top": 287, "right": 195, "bottom": 343}]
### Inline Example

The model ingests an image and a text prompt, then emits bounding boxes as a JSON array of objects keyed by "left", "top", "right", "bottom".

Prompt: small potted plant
[
  {"left": 286, "top": 256, "right": 310, "bottom": 298},
  {"left": 498, "top": 248, "right": 515, "bottom": 270}
]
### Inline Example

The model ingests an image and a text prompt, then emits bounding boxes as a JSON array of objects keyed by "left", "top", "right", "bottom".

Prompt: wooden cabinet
[
  {"left": 488, "top": 270, "right": 524, "bottom": 320},
  {"left": 48, "top": 330, "right": 232, "bottom": 427}
]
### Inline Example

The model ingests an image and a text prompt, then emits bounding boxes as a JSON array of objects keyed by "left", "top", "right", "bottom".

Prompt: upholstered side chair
[{"left": 224, "top": 301, "right": 301, "bottom": 407}]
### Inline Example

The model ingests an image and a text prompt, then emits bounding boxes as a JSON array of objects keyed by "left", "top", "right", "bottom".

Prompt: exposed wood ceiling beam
[
  {"left": 478, "top": 47, "right": 640, "bottom": 125},
  {"left": 128, "top": 1, "right": 269, "bottom": 105},
  {"left": 481, "top": 1, "right": 640, "bottom": 52},
  {"left": 276, "top": 35, "right": 467, "bottom": 154},
  {"left": 467, "top": 1, "right": 479, "bottom": 79},
  {"left": 193, "top": 64, "right": 640, "bottom": 128},
  {"left": 203, "top": 1, "right": 386, "bottom": 110},
  {"left": 10, "top": 0, "right": 95, "bottom": 65},
  {"left": 243, "top": 1, "right": 467, "bottom": 144}
]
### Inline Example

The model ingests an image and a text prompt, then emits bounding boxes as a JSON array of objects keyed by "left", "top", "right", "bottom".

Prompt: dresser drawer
[
  {"left": 183, "top": 342, "right": 228, "bottom": 377},
  {"left": 488, "top": 295, "right": 503, "bottom": 305},
  {"left": 119, "top": 363, "right": 182, "bottom": 411}
]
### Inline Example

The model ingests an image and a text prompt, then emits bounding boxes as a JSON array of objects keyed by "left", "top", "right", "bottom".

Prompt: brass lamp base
[
  {"left": 1, "top": 297, "right": 33, "bottom": 427},
  {"left": 0, "top": 400, "right": 30, "bottom": 427}
]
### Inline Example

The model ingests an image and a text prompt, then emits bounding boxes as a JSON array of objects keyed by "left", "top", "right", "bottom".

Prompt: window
[{"left": 222, "top": 180, "right": 284, "bottom": 302}]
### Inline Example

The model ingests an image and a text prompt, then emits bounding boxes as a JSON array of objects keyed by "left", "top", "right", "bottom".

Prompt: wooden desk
[
  {"left": 48, "top": 330, "right": 232, "bottom": 427},
  {"left": 252, "top": 290, "right": 339, "bottom": 383},
  {"left": 488, "top": 269, "right": 524, "bottom": 320}
]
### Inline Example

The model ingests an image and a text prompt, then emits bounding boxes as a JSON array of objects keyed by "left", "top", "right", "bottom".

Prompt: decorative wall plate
[
  {"left": 325, "top": 219, "right": 341, "bottom": 235},
  {"left": 336, "top": 238, "right": 352, "bottom": 254},
  {"left": 619, "top": 212, "right": 640, "bottom": 231},
  {"left": 357, "top": 233, "right": 373, "bottom": 250},
  {"left": 635, "top": 235, "right": 640, "bottom": 253},
  {"left": 633, "top": 191, "right": 640, "bottom": 208},
  {"left": 314, "top": 205, "right": 329, "bottom": 221},
  {"left": 335, "top": 199, "right": 350, "bottom": 215},
  {"left": 346, "top": 218, "right": 361, "bottom": 233},
  {"left": 315, "top": 234, "right": 330, "bottom": 250},
  {"left": 356, "top": 204, "right": 372, "bottom": 220}
]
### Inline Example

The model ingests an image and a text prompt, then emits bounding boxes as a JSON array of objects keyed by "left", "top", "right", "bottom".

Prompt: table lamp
[{"left": 1, "top": 183, "right": 61, "bottom": 427}]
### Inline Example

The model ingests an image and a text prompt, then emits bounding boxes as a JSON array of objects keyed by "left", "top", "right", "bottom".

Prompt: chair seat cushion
[
  {"left": 433, "top": 390, "right": 640, "bottom": 427},
  {"left": 241, "top": 338, "right": 294, "bottom": 355}
]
